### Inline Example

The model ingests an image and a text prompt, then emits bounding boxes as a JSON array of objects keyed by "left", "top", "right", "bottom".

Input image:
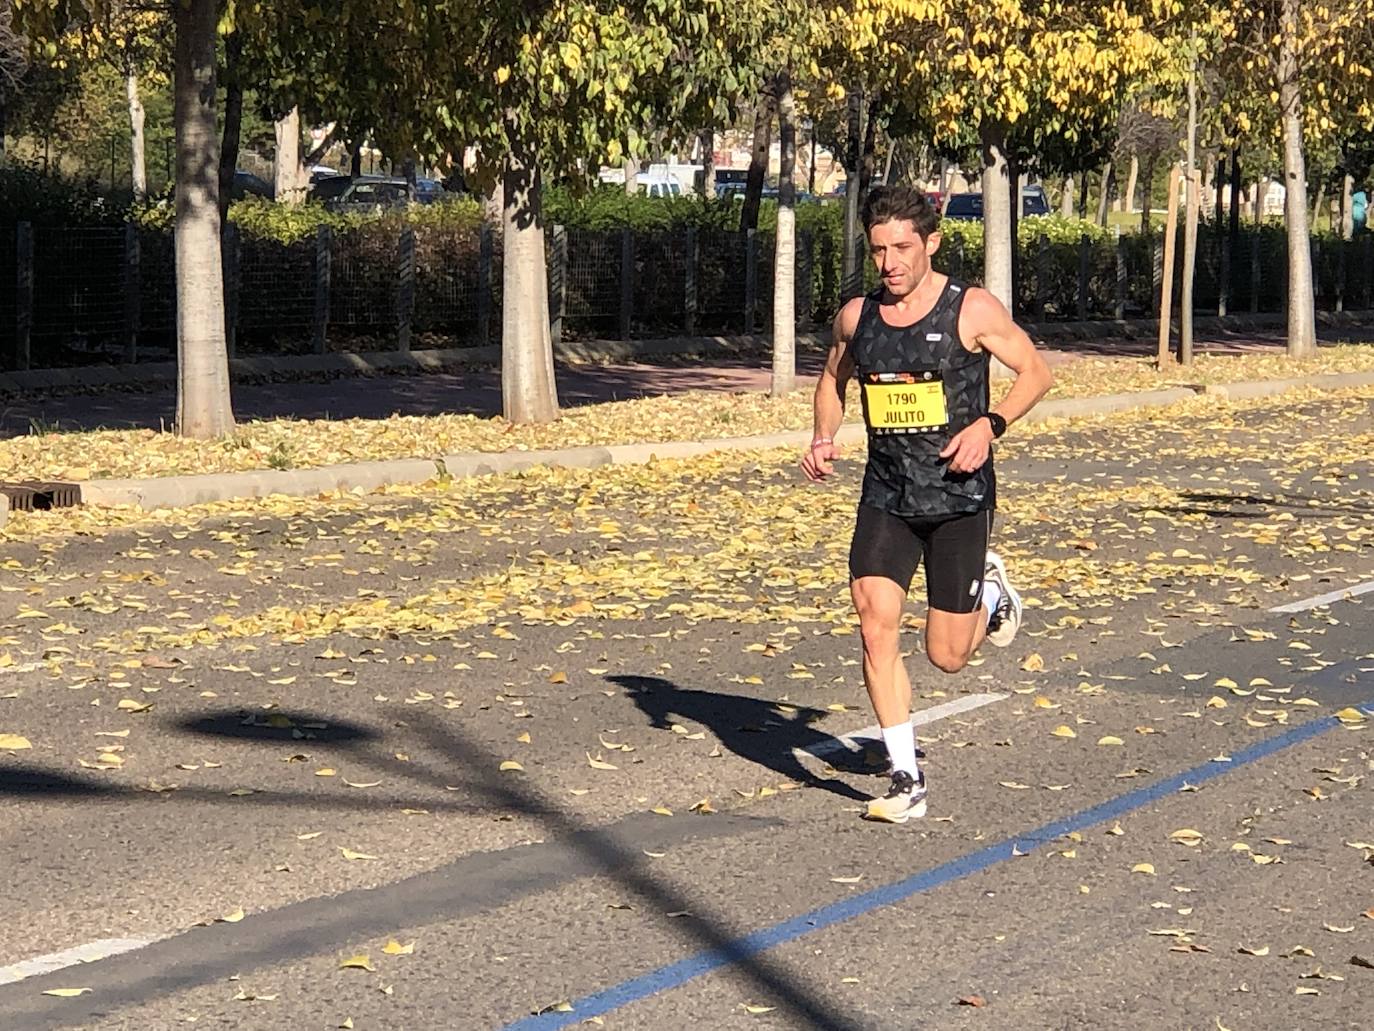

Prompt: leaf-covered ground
[
  {"left": 0, "top": 386, "right": 1370, "bottom": 1029},
  {"left": 5, "top": 345, "right": 1373, "bottom": 483}
]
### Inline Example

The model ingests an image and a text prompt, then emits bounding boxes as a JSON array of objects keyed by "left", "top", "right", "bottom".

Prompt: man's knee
[
  {"left": 926, "top": 642, "right": 970, "bottom": 674},
  {"left": 852, "top": 579, "right": 902, "bottom": 654}
]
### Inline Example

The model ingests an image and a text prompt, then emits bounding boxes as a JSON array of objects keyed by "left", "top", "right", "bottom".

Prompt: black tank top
[{"left": 852, "top": 278, "right": 996, "bottom": 518}]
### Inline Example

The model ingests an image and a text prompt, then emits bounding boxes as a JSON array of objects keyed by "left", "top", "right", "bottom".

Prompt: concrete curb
[
  {"left": 80, "top": 459, "right": 442, "bottom": 510},
  {"left": 0, "top": 492, "right": 8, "bottom": 529},
  {"left": 63, "top": 370, "right": 1374, "bottom": 513},
  {"left": 1201, "top": 368, "right": 1374, "bottom": 400}
]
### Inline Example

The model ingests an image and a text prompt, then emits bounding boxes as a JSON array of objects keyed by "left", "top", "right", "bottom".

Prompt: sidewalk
[{"left": 4, "top": 318, "right": 1373, "bottom": 439}]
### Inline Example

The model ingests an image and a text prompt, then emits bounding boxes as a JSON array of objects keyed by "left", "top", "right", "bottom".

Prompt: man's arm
[
  {"left": 939, "top": 288, "right": 1053, "bottom": 474},
  {"left": 801, "top": 298, "right": 861, "bottom": 482}
]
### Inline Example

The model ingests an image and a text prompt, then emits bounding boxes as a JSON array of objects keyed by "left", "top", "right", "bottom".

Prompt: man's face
[{"left": 868, "top": 218, "right": 941, "bottom": 297}]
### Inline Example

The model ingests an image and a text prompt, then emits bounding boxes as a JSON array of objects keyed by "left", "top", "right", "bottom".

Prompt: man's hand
[
  {"left": 938, "top": 418, "right": 994, "bottom": 474},
  {"left": 801, "top": 440, "right": 842, "bottom": 482}
]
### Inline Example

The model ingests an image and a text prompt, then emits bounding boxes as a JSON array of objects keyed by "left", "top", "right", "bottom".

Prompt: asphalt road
[{"left": 0, "top": 385, "right": 1371, "bottom": 1030}]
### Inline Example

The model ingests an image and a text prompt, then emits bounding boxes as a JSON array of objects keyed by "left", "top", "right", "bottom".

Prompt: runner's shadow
[{"left": 613, "top": 674, "right": 878, "bottom": 802}]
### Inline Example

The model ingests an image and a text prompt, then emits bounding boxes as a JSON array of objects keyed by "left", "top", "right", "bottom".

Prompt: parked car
[
  {"left": 414, "top": 177, "right": 444, "bottom": 204},
  {"left": 230, "top": 170, "right": 274, "bottom": 201},
  {"left": 311, "top": 175, "right": 414, "bottom": 210},
  {"left": 942, "top": 185, "right": 1050, "bottom": 221}
]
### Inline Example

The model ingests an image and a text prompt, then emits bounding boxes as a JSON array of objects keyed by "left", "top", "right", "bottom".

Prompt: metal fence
[{"left": 3, "top": 220, "right": 1373, "bottom": 371}]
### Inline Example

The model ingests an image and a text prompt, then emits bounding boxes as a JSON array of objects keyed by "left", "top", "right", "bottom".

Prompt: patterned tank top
[{"left": 851, "top": 278, "right": 996, "bottom": 518}]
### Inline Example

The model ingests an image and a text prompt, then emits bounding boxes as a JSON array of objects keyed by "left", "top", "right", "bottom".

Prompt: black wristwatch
[{"left": 984, "top": 412, "right": 1007, "bottom": 438}]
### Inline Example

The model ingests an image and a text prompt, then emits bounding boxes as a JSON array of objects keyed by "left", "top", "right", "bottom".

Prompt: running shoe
[
  {"left": 984, "top": 549, "right": 1023, "bottom": 648},
  {"left": 863, "top": 769, "right": 928, "bottom": 823}
]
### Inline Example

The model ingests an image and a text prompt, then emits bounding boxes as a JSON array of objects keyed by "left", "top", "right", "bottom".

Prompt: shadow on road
[
  {"left": 615, "top": 673, "right": 880, "bottom": 802},
  {"left": 0, "top": 701, "right": 865, "bottom": 1031},
  {"left": 1147, "top": 488, "right": 1374, "bottom": 520}
]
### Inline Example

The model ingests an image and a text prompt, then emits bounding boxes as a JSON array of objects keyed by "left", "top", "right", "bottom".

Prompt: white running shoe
[
  {"left": 863, "top": 769, "right": 928, "bottom": 823},
  {"left": 983, "top": 550, "right": 1022, "bottom": 648}
]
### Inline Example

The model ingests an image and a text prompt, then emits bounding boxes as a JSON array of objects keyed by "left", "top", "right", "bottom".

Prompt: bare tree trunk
[
  {"left": 980, "top": 122, "right": 1013, "bottom": 307},
  {"left": 501, "top": 122, "right": 559, "bottom": 424},
  {"left": 1156, "top": 164, "right": 1182, "bottom": 367},
  {"left": 771, "top": 68, "right": 796, "bottom": 398},
  {"left": 1060, "top": 175, "right": 1075, "bottom": 216},
  {"left": 1095, "top": 160, "right": 1114, "bottom": 225},
  {"left": 216, "top": 30, "right": 243, "bottom": 225},
  {"left": 980, "top": 121, "right": 1014, "bottom": 378},
  {"left": 1123, "top": 154, "right": 1139, "bottom": 215},
  {"left": 1139, "top": 155, "right": 1157, "bottom": 235},
  {"left": 1179, "top": 50, "right": 1199, "bottom": 366},
  {"left": 1278, "top": 0, "right": 1316, "bottom": 358},
  {"left": 740, "top": 87, "right": 775, "bottom": 232},
  {"left": 1253, "top": 178, "right": 1266, "bottom": 223},
  {"left": 1310, "top": 181, "right": 1325, "bottom": 230},
  {"left": 859, "top": 97, "right": 879, "bottom": 197},
  {"left": 623, "top": 158, "right": 636, "bottom": 195},
  {"left": 172, "top": 0, "right": 234, "bottom": 439},
  {"left": 274, "top": 106, "right": 306, "bottom": 205},
  {"left": 1077, "top": 173, "right": 1089, "bottom": 217},
  {"left": 840, "top": 89, "right": 864, "bottom": 300},
  {"left": 698, "top": 128, "right": 714, "bottom": 198},
  {"left": 1341, "top": 173, "right": 1354, "bottom": 239},
  {"left": 126, "top": 69, "right": 147, "bottom": 201}
]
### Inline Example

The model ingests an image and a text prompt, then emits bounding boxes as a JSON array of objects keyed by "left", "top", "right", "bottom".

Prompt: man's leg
[
  {"left": 847, "top": 505, "right": 928, "bottom": 822},
  {"left": 919, "top": 510, "right": 1011, "bottom": 674},
  {"left": 851, "top": 574, "right": 914, "bottom": 731}
]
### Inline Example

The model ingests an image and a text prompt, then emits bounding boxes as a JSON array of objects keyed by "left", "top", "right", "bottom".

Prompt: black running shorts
[{"left": 848, "top": 505, "right": 992, "bottom": 613}]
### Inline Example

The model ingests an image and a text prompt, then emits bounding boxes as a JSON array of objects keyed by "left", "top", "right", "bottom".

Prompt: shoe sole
[
  {"left": 984, "top": 550, "right": 1022, "bottom": 648},
  {"left": 862, "top": 797, "right": 928, "bottom": 824}
]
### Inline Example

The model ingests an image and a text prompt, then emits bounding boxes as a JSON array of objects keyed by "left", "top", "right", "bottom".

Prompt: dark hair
[{"left": 862, "top": 185, "right": 938, "bottom": 238}]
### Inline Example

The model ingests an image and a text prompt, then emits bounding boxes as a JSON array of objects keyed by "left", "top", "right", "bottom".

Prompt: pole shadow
[{"left": 0, "top": 701, "right": 867, "bottom": 1031}]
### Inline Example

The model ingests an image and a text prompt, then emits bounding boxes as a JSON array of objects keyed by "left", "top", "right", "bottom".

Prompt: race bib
[{"left": 862, "top": 371, "right": 949, "bottom": 435}]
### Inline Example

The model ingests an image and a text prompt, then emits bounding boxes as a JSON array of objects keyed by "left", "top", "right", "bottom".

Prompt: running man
[{"left": 801, "top": 185, "right": 1053, "bottom": 823}]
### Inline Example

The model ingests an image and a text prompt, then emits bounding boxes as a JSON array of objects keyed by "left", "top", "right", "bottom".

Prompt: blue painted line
[{"left": 501, "top": 702, "right": 1374, "bottom": 1030}]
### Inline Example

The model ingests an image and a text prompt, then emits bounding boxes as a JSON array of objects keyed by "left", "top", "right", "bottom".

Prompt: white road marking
[
  {"left": 0, "top": 938, "right": 153, "bottom": 986},
  {"left": 1268, "top": 579, "right": 1374, "bottom": 613},
  {"left": 800, "top": 692, "right": 1008, "bottom": 760}
]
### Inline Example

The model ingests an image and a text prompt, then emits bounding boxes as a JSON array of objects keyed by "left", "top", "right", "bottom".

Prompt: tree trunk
[
  {"left": 350, "top": 143, "right": 363, "bottom": 177},
  {"left": 1077, "top": 172, "right": 1089, "bottom": 217},
  {"left": 623, "top": 158, "right": 636, "bottom": 195},
  {"left": 1093, "top": 160, "right": 1115, "bottom": 226},
  {"left": 739, "top": 87, "right": 774, "bottom": 232},
  {"left": 172, "top": 0, "right": 234, "bottom": 439},
  {"left": 859, "top": 96, "right": 879, "bottom": 197},
  {"left": 1156, "top": 164, "right": 1182, "bottom": 367},
  {"left": 1278, "top": 0, "right": 1316, "bottom": 358},
  {"left": 982, "top": 127, "right": 1014, "bottom": 380},
  {"left": 1138, "top": 155, "right": 1156, "bottom": 235},
  {"left": 216, "top": 30, "right": 243, "bottom": 224},
  {"left": 1123, "top": 154, "right": 1139, "bottom": 215},
  {"left": 501, "top": 123, "right": 559, "bottom": 424},
  {"left": 772, "top": 69, "right": 796, "bottom": 398},
  {"left": 1341, "top": 173, "right": 1354, "bottom": 239},
  {"left": 1060, "top": 175, "right": 1075, "bottom": 216},
  {"left": 126, "top": 69, "right": 147, "bottom": 201},
  {"left": 1180, "top": 53, "right": 1198, "bottom": 366},
  {"left": 1310, "top": 182, "right": 1325, "bottom": 230},
  {"left": 981, "top": 122, "right": 1013, "bottom": 308},
  {"left": 698, "top": 128, "right": 714, "bottom": 198},
  {"left": 840, "top": 89, "right": 864, "bottom": 300},
  {"left": 274, "top": 106, "right": 306, "bottom": 205}
]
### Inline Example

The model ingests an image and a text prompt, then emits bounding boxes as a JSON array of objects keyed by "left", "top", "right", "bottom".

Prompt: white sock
[
  {"left": 982, "top": 581, "right": 1003, "bottom": 626},
  {"left": 881, "top": 721, "right": 919, "bottom": 778}
]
